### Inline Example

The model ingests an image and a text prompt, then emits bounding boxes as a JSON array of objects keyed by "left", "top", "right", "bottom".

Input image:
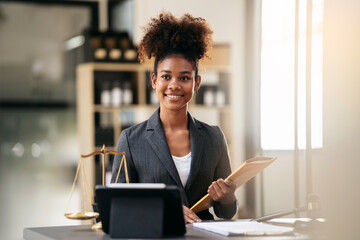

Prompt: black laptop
[{"left": 95, "top": 183, "right": 186, "bottom": 238}]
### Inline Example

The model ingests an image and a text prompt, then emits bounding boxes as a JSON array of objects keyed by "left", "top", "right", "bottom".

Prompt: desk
[{"left": 23, "top": 224, "right": 310, "bottom": 240}]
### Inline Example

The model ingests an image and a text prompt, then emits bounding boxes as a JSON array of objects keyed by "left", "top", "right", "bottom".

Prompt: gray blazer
[{"left": 111, "top": 108, "right": 236, "bottom": 220}]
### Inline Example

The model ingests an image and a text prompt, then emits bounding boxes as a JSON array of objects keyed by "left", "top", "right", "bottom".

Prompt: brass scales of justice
[{"left": 64, "top": 144, "right": 129, "bottom": 230}]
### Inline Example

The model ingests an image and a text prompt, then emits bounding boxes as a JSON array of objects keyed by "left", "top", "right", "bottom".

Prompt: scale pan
[
  {"left": 64, "top": 212, "right": 99, "bottom": 220},
  {"left": 92, "top": 221, "right": 102, "bottom": 230}
]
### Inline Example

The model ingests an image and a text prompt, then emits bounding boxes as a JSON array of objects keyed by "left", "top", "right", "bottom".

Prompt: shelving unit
[{"left": 76, "top": 45, "right": 233, "bottom": 189}]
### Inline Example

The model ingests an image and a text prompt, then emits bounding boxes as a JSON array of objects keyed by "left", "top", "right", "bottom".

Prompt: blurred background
[{"left": 0, "top": 0, "right": 359, "bottom": 239}]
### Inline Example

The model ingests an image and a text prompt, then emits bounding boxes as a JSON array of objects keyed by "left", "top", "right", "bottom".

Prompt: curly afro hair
[{"left": 138, "top": 12, "right": 213, "bottom": 75}]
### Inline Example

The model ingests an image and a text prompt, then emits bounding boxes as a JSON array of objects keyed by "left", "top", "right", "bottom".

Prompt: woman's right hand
[{"left": 182, "top": 205, "right": 201, "bottom": 224}]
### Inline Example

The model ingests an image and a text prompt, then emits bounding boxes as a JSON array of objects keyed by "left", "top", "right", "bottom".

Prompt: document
[
  {"left": 193, "top": 220, "right": 294, "bottom": 236},
  {"left": 190, "top": 157, "right": 276, "bottom": 213}
]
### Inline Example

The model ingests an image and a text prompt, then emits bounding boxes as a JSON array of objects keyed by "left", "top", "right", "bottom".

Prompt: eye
[
  {"left": 180, "top": 76, "right": 190, "bottom": 81},
  {"left": 161, "top": 75, "right": 170, "bottom": 80}
]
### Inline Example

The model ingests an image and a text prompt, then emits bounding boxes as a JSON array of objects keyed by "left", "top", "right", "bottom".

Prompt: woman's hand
[
  {"left": 208, "top": 179, "right": 236, "bottom": 205},
  {"left": 183, "top": 205, "right": 201, "bottom": 224}
]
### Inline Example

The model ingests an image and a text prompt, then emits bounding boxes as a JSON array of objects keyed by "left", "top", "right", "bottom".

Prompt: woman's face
[{"left": 151, "top": 54, "right": 201, "bottom": 112}]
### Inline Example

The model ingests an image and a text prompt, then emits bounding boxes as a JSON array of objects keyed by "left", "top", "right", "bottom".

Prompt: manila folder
[{"left": 190, "top": 157, "right": 277, "bottom": 213}]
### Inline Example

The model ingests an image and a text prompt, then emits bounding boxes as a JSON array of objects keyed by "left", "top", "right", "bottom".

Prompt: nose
[{"left": 168, "top": 78, "right": 181, "bottom": 90}]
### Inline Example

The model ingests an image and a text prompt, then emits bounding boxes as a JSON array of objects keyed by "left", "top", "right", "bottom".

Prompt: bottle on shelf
[
  {"left": 99, "top": 112, "right": 112, "bottom": 128},
  {"left": 203, "top": 86, "right": 215, "bottom": 106},
  {"left": 105, "top": 32, "right": 122, "bottom": 62},
  {"left": 100, "top": 81, "right": 111, "bottom": 106},
  {"left": 124, "top": 49, "right": 138, "bottom": 62},
  {"left": 120, "top": 110, "right": 135, "bottom": 129},
  {"left": 91, "top": 32, "right": 107, "bottom": 61},
  {"left": 216, "top": 86, "right": 226, "bottom": 107},
  {"left": 108, "top": 47, "right": 122, "bottom": 61},
  {"left": 111, "top": 81, "right": 123, "bottom": 107},
  {"left": 118, "top": 32, "right": 138, "bottom": 62},
  {"left": 123, "top": 81, "right": 133, "bottom": 105}
]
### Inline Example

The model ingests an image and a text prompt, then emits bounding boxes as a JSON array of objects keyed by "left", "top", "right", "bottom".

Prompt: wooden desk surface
[{"left": 23, "top": 224, "right": 310, "bottom": 240}]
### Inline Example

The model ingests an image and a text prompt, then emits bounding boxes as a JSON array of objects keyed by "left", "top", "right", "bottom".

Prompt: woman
[{"left": 111, "top": 12, "right": 237, "bottom": 223}]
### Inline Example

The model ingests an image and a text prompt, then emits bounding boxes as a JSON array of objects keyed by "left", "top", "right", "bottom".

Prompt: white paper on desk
[
  {"left": 267, "top": 217, "right": 326, "bottom": 224},
  {"left": 193, "top": 221, "right": 294, "bottom": 236},
  {"left": 267, "top": 218, "right": 311, "bottom": 224}
]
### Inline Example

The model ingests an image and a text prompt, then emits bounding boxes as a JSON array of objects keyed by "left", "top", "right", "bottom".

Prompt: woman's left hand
[
  {"left": 208, "top": 179, "right": 236, "bottom": 205},
  {"left": 183, "top": 205, "right": 201, "bottom": 224}
]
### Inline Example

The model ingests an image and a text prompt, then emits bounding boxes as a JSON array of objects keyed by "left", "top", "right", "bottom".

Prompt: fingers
[
  {"left": 208, "top": 179, "right": 236, "bottom": 205},
  {"left": 208, "top": 179, "right": 234, "bottom": 196},
  {"left": 224, "top": 179, "right": 236, "bottom": 190},
  {"left": 208, "top": 180, "right": 222, "bottom": 200},
  {"left": 183, "top": 205, "right": 201, "bottom": 224}
]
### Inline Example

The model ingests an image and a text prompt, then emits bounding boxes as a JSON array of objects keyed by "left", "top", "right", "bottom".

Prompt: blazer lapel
[
  {"left": 145, "top": 109, "right": 183, "bottom": 187},
  {"left": 185, "top": 113, "right": 205, "bottom": 192}
]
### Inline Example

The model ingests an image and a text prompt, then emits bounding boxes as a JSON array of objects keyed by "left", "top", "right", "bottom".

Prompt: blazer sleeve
[
  {"left": 212, "top": 126, "right": 237, "bottom": 219},
  {"left": 110, "top": 130, "right": 139, "bottom": 183}
]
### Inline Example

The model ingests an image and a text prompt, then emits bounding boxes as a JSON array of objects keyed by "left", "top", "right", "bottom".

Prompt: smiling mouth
[{"left": 165, "top": 94, "right": 183, "bottom": 99}]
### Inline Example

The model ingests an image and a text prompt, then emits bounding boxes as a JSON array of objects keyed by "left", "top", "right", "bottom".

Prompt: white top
[{"left": 172, "top": 152, "right": 192, "bottom": 187}]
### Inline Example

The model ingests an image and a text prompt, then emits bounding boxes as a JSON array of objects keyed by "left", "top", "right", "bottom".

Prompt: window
[{"left": 261, "top": 0, "right": 324, "bottom": 150}]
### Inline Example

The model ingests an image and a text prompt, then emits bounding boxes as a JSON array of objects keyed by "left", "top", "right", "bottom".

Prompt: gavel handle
[{"left": 252, "top": 207, "right": 306, "bottom": 222}]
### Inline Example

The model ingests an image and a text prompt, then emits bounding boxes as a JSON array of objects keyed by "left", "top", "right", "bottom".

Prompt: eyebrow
[{"left": 160, "top": 70, "right": 192, "bottom": 74}]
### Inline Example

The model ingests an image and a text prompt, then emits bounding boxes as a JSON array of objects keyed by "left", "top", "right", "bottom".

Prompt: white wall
[
  {"left": 133, "top": 0, "right": 244, "bottom": 45},
  {"left": 313, "top": 0, "right": 360, "bottom": 238}
]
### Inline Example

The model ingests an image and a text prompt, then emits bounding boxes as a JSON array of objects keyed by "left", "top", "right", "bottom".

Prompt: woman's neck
[{"left": 159, "top": 107, "right": 188, "bottom": 130}]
